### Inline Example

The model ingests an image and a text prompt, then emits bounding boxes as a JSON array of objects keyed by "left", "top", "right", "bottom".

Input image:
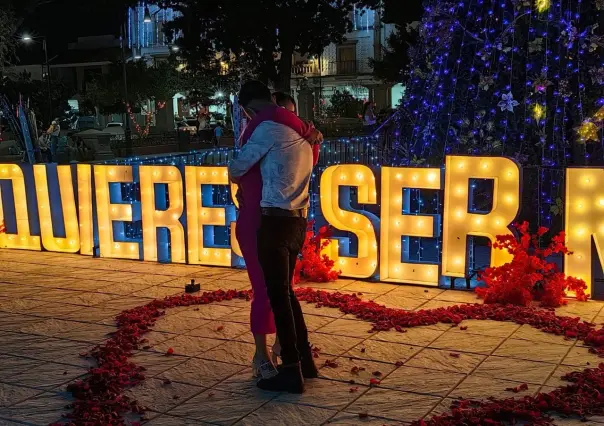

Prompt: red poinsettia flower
[{"left": 476, "top": 222, "right": 588, "bottom": 307}]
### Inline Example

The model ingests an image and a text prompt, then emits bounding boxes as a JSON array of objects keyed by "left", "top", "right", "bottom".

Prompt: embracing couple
[{"left": 228, "top": 80, "right": 323, "bottom": 394}]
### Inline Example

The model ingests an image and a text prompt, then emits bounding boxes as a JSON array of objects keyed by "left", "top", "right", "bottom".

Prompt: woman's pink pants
[{"left": 235, "top": 167, "right": 276, "bottom": 335}]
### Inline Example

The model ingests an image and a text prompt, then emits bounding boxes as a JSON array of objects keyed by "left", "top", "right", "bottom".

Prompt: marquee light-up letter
[
  {"left": 229, "top": 182, "right": 243, "bottom": 260},
  {"left": 442, "top": 156, "right": 520, "bottom": 277},
  {"left": 33, "top": 164, "right": 79, "bottom": 253},
  {"left": 140, "top": 166, "right": 185, "bottom": 263},
  {"left": 564, "top": 168, "right": 604, "bottom": 297},
  {"left": 0, "top": 164, "right": 40, "bottom": 250},
  {"left": 185, "top": 166, "right": 235, "bottom": 266},
  {"left": 94, "top": 165, "right": 140, "bottom": 259},
  {"left": 320, "top": 165, "right": 378, "bottom": 278},
  {"left": 380, "top": 167, "right": 441, "bottom": 286},
  {"left": 77, "top": 164, "right": 94, "bottom": 256}
]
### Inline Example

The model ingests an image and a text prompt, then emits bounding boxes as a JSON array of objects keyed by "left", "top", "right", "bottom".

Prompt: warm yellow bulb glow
[
  {"left": 504, "top": 194, "right": 515, "bottom": 204},
  {"left": 186, "top": 166, "right": 233, "bottom": 267},
  {"left": 536, "top": 0, "right": 551, "bottom": 12},
  {"left": 140, "top": 166, "right": 186, "bottom": 263},
  {"left": 0, "top": 164, "right": 41, "bottom": 251},
  {"left": 577, "top": 121, "right": 599, "bottom": 143},
  {"left": 533, "top": 103, "right": 546, "bottom": 121},
  {"left": 94, "top": 165, "right": 139, "bottom": 260},
  {"left": 565, "top": 168, "right": 604, "bottom": 297},
  {"left": 442, "top": 156, "right": 519, "bottom": 278},
  {"left": 380, "top": 167, "right": 440, "bottom": 286},
  {"left": 321, "top": 165, "right": 378, "bottom": 278},
  {"left": 33, "top": 165, "right": 80, "bottom": 253}
]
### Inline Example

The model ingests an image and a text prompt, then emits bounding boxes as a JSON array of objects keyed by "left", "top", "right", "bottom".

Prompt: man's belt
[{"left": 261, "top": 207, "right": 308, "bottom": 219}]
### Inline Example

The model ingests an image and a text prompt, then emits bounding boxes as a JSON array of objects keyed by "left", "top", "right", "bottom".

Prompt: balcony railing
[{"left": 292, "top": 60, "right": 369, "bottom": 77}]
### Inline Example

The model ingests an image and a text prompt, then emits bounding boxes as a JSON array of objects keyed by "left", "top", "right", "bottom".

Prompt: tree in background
[
  {"left": 0, "top": 9, "right": 17, "bottom": 72},
  {"left": 84, "top": 57, "right": 235, "bottom": 136},
  {"left": 390, "top": 0, "right": 603, "bottom": 236},
  {"left": 163, "top": 0, "right": 369, "bottom": 91},
  {"left": 326, "top": 90, "right": 364, "bottom": 119},
  {"left": 392, "top": 0, "right": 603, "bottom": 167},
  {"left": 0, "top": 70, "right": 73, "bottom": 125},
  {"left": 370, "top": 0, "right": 423, "bottom": 84}
]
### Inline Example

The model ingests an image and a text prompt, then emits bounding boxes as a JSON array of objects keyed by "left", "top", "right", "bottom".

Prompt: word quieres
[{"left": 0, "top": 156, "right": 602, "bottom": 295}]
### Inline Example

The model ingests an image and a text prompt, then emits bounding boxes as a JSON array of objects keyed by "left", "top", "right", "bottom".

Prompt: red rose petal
[
  {"left": 324, "top": 359, "right": 338, "bottom": 368},
  {"left": 54, "top": 282, "right": 603, "bottom": 426},
  {"left": 505, "top": 383, "right": 529, "bottom": 393}
]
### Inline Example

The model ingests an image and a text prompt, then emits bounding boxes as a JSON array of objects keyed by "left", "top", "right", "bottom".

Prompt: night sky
[{"left": 13, "top": 0, "right": 122, "bottom": 64}]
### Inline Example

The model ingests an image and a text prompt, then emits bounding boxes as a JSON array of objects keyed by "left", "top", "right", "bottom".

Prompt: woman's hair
[
  {"left": 273, "top": 92, "right": 297, "bottom": 113},
  {"left": 362, "top": 101, "right": 373, "bottom": 117},
  {"left": 238, "top": 80, "right": 272, "bottom": 108}
]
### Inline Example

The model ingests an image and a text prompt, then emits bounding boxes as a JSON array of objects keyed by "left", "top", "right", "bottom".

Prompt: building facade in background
[
  {"left": 127, "top": 3, "right": 403, "bottom": 120},
  {"left": 291, "top": 6, "right": 404, "bottom": 117}
]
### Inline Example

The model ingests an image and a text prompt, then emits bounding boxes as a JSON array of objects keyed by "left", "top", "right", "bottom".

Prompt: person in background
[
  {"left": 214, "top": 122, "right": 224, "bottom": 147},
  {"left": 38, "top": 133, "right": 51, "bottom": 163},
  {"left": 47, "top": 119, "right": 61, "bottom": 161},
  {"left": 362, "top": 101, "right": 377, "bottom": 135},
  {"left": 229, "top": 81, "right": 321, "bottom": 392}
]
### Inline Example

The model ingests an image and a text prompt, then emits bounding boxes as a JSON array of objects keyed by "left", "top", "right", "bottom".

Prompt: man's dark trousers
[{"left": 257, "top": 213, "right": 309, "bottom": 365}]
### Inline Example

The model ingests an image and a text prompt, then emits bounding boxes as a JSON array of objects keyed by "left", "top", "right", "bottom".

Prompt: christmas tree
[{"left": 393, "top": 0, "right": 603, "bottom": 167}]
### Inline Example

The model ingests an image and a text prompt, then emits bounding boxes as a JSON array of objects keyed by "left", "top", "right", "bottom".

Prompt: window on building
[
  {"left": 336, "top": 44, "right": 357, "bottom": 74},
  {"left": 391, "top": 83, "right": 405, "bottom": 109}
]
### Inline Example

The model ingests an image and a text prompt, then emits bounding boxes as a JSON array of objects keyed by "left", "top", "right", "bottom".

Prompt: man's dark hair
[
  {"left": 238, "top": 80, "right": 272, "bottom": 108},
  {"left": 273, "top": 92, "right": 297, "bottom": 112}
]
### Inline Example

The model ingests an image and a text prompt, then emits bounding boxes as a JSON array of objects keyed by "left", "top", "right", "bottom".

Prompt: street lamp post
[
  {"left": 120, "top": 19, "right": 133, "bottom": 157},
  {"left": 22, "top": 35, "right": 53, "bottom": 123}
]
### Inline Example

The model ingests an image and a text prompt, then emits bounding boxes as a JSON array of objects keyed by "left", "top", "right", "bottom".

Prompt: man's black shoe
[
  {"left": 257, "top": 363, "right": 304, "bottom": 393},
  {"left": 277, "top": 356, "right": 318, "bottom": 379},
  {"left": 301, "top": 354, "right": 319, "bottom": 378}
]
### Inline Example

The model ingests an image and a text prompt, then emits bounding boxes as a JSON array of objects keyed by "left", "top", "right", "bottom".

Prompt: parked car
[{"left": 175, "top": 121, "right": 197, "bottom": 135}]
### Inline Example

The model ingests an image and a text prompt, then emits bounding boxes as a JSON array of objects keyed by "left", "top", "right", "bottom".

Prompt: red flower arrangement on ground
[
  {"left": 293, "top": 220, "right": 341, "bottom": 284},
  {"left": 52, "top": 287, "right": 604, "bottom": 426},
  {"left": 476, "top": 221, "right": 589, "bottom": 307}
]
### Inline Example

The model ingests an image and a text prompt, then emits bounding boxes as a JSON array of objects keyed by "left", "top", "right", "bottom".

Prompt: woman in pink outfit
[{"left": 235, "top": 92, "right": 321, "bottom": 378}]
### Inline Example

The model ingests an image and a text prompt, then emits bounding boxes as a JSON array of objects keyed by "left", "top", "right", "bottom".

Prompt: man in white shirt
[{"left": 228, "top": 80, "right": 317, "bottom": 393}]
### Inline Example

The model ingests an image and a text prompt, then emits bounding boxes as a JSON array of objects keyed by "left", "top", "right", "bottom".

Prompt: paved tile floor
[{"left": 0, "top": 249, "right": 602, "bottom": 426}]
